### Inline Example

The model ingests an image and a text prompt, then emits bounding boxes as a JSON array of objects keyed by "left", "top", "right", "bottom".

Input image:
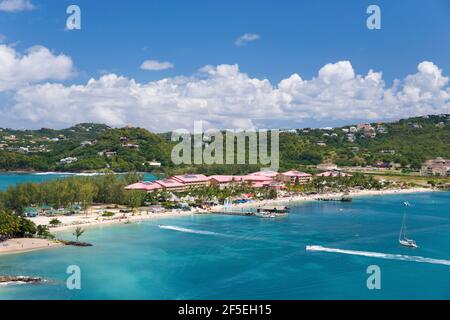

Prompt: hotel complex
[
  {"left": 125, "top": 169, "right": 348, "bottom": 192},
  {"left": 420, "top": 158, "right": 450, "bottom": 177}
]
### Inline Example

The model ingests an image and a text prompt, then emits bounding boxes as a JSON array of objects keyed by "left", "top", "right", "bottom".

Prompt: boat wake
[
  {"left": 159, "top": 225, "right": 221, "bottom": 236},
  {"left": 306, "top": 245, "right": 450, "bottom": 267}
]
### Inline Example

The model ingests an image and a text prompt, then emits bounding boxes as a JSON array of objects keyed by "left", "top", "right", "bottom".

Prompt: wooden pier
[
  {"left": 209, "top": 211, "right": 255, "bottom": 216},
  {"left": 316, "top": 196, "right": 352, "bottom": 202}
]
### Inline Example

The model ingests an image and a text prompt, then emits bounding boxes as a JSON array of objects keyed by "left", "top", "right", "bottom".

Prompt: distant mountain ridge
[{"left": 0, "top": 115, "right": 448, "bottom": 174}]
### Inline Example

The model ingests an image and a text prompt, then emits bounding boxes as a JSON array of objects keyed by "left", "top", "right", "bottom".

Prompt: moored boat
[
  {"left": 255, "top": 206, "right": 289, "bottom": 218},
  {"left": 399, "top": 202, "right": 419, "bottom": 249}
]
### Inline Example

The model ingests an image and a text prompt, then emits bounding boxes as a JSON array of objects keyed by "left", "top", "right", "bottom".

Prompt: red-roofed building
[
  {"left": 277, "top": 170, "right": 312, "bottom": 185},
  {"left": 241, "top": 174, "right": 273, "bottom": 188},
  {"left": 155, "top": 179, "right": 187, "bottom": 192},
  {"left": 248, "top": 170, "right": 279, "bottom": 178},
  {"left": 252, "top": 182, "right": 267, "bottom": 189},
  {"left": 209, "top": 175, "right": 235, "bottom": 189},
  {"left": 172, "top": 174, "right": 209, "bottom": 188},
  {"left": 125, "top": 181, "right": 162, "bottom": 192}
]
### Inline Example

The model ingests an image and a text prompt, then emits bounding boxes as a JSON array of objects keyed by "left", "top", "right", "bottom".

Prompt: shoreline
[
  {"left": 210, "top": 187, "right": 435, "bottom": 212},
  {"left": 0, "top": 238, "right": 63, "bottom": 256},
  {"left": 49, "top": 211, "right": 195, "bottom": 232},
  {"left": 0, "top": 170, "right": 157, "bottom": 175},
  {"left": 38, "top": 187, "right": 436, "bottom": 232},
  {"left": 1, "top": 187, "right": 438, "bottom": 256}
]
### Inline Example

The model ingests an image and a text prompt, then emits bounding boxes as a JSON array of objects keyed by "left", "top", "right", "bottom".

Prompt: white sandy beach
[
  {"left": 0, "top": 238, "right": 63, "bottom": 256},
  {"left": 210, "top": 187, "right": 434, "bottom": 212},
  {"left": 30, "top": 208, "right": 198, "bottom": 232},
  {"left": 30, "top": 187, "right": 434, "bottom": 231},
  {"left": 0, "top": 187, "right": 435, "bottom": 256}
]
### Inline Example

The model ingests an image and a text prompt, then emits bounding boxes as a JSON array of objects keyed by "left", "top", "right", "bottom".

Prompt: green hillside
[{"left": 0, "top": 115, "right": 448, "bottom": 174}]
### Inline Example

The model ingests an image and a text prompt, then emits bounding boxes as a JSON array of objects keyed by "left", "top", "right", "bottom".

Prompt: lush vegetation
[
  {"left": 287, "top": 173, "right": 385, "bottom": 193},
  {"left": 0, "top": 212, "right": 52, "bottom": 240},
  {"left": 0, "top": 115, "right": 448, "bottom": 174},
  {"left": 73, "top": 227, "right": 85, "bottom": 242},
  {"left": 0, "top": 172, "right": 145, "bottom": 239},
  {"left": 0, "top": 173, "right": 144, "bottom": 214}
]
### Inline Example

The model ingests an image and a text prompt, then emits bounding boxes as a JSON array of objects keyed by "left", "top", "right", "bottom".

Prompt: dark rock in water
[
  {"left": 59, "top": 240, "right": 93, "bottom": 247},
  {"left": 0, "top": 275, "right": 43, "bottom": 284}
]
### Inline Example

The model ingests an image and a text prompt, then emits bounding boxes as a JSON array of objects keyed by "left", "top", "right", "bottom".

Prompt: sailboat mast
[{"left": 400, "top": 208, "right": 407, "bottom": 240}]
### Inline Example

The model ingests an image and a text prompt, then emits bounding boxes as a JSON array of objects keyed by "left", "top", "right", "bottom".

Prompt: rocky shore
[{"left": 0, "top": 276, "right": 43, "bottom": 284}]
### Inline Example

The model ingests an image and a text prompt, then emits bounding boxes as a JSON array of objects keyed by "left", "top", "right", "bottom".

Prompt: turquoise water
[
  {"left": 0, "top": 173, "right": 73, "bottom": 191},
  {"left": 0, "top": 173, "right": 156, "bottom": 191},
  {"left": 1, "top": 191, "right": 450, "bottom": 299}
]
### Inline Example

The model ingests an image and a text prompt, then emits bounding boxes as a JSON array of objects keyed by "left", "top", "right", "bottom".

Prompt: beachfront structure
[
  {"left": 154, "top": 178, "right": 186, "bottom": 192},
  {"left": 277, "top": 170, "right": 312, "bottom": 185},
  {"left": 22, "top": 204, "right": 81, "bottom": 217},
  {"left": 125, "top": 181, "right": 163, "bottom": 192},
  {"left": 24, "top": 207, "right": 38, "bottom": 217},
  {"left": 241, "top": 174, "right": 273, "bottom": 188},
  {"left": 248, "top": 170, "right": 279, "bottom": 178},
  {"left": 172, "top": 174, "right": 209, "bottom": 187},
  {"left": 268, "top": 181, "right": 286, "bottom": 190},
  {"left": 125, "top": 179, "right": 188, "bottom": 192},
  {"left": 316, "top": 170, "right": 352, "bottom": 178},
  {"left": 208, "top": 172, "right": 281, "bottom": 189},
  {"left": 420, "top": 157, "right": 450, "bottom": 177},
  {"left": 209, "top": 175, "right": 236, "bottom": 189},
  {"left": 124, "top": 168, "right": 361, "bottom": 193}
]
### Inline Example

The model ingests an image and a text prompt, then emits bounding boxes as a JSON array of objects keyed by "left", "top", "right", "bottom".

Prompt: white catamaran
[{"left": 399, "top": 202, "right": 419, "bottom": 249}]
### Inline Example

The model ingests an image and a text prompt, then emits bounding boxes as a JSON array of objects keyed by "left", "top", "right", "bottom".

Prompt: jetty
[
  {"left": 210, "top": 211, "right": 255, "bottom": 216},
  {"left": 255, "top": 206, "right": 290, "bottom": 218},
  {"left": 210, "top": 205, "right": 290, "bottom": 218},
  {"left": 316, "top": 195, "right": 352, "bottom": 202}
]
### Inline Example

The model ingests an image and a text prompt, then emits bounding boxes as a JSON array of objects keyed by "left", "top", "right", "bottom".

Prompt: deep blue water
[
  {"left": 0, "top": 172, "right": 156, "bottom": 191},
  {"left": 1, "top": 191, "right": 449, "bottom": 299}
]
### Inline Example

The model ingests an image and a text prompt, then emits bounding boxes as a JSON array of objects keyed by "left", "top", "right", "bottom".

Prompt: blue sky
[{"left": 0, "top": 0, "right": 449, "bottom": 131}]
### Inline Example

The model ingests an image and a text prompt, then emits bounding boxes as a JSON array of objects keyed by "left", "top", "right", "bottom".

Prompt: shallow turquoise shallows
[
  {"left": 1, "top": 190, "right": 450, "bottom": 299},
  {"left": 0, "top": 173, "right": 73, "bottom": 191},
  {"left": 0, "top": 173, "right": 156, "bottom": 191}
]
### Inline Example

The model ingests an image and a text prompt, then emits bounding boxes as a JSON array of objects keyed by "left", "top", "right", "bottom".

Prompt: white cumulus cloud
[
  {"left": 0, "top": 44, "right": 74, "bottom": 91},
  {"left": 5, "top": 60, "right": 450, "bottom": 131},
  {"left": 140, "top": 60, "right": 174, "bottom": 71},
  {"left": 0, "top": 0, "right": 34, "bottom": 12}
]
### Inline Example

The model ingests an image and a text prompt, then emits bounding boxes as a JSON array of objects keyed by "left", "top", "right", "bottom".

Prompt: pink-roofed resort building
[
  {"left": 277, "top": 170, "right": 312, "bottom": 185},
  {"left": 172, "top": 174, "right": 209, "bottom": 188},
  {"left": 124, "top": 181, "right": 162, "bottom": 192},
  {"left": 154, "top": 179, "right": 187, "bottom": 192}
]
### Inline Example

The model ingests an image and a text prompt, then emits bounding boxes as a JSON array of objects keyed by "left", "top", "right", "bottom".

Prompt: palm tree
[
  {"left": 73, "top": 227, "right": 85, "bottom": 242},
  {"left": 49, "top": 218, "right": 61, "bottom": 227}
]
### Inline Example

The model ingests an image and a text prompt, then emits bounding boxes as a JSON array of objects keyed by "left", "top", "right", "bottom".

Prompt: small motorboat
[{"left": 255, "top": 206, "right": 289, "bottom": 218}]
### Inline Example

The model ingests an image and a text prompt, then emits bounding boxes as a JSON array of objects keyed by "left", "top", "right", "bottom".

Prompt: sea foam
[
  {"left": 306, "top": 245, "right": 450, "bottom": 267},
  {"left": 159, "top": 225, "right": 221, "bottom": 236}
]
